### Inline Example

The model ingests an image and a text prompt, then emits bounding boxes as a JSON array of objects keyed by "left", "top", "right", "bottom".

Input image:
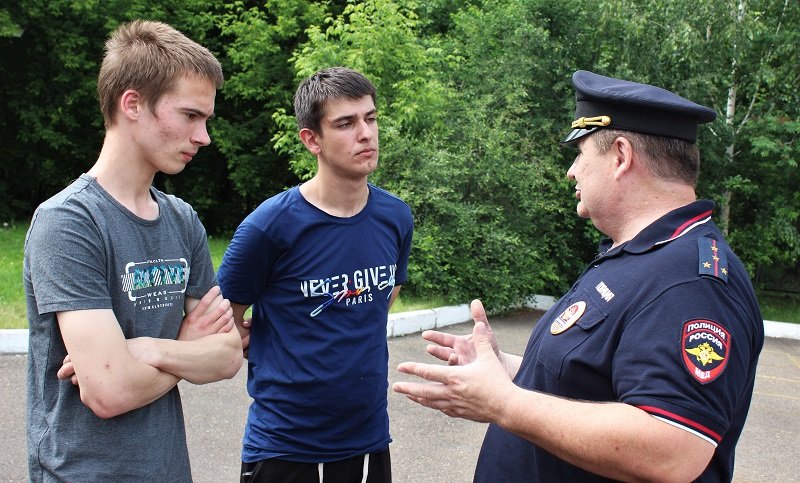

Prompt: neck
[
  {"left": 87, "top": 131, "right": 159, "bottom": 219},
  {"left": 608, "top": 182, "right": 696, "bottom": 247},
  {"left": 299, "top": 174, "right": 370, "bottom": 218}
]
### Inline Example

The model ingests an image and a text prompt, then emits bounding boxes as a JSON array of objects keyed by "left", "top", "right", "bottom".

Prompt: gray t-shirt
[{"left": 24, "top": 174, "right": 215, "bottom": 482}]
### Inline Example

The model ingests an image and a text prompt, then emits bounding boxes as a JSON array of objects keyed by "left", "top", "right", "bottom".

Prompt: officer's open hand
[
  {"left": 421, "top": 299, "right": 502, "bottom": 366},
  {"left": 393, "top": 320, "right": 514, "bottom": 423}
]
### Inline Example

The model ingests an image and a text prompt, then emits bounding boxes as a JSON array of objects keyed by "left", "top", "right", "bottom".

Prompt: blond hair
[{"left": 97, "top": 19, "right": 223, "bottom": 129}]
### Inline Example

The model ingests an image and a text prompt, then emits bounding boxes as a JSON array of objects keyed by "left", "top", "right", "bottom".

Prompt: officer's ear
[{"left": 611, "top": 136, "right": 635, "bottom": 180}]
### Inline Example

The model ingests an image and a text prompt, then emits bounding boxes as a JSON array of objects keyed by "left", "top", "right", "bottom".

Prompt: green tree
[
  {"left": 270, "top": 0, "right": 605, "bottom": 307},
  {"left": 270, "top": 0, "right": 449, "bottom": 178},
  {"left": 402, "top": 0, "right": 594, "bottom": 307},
  {"left": 210, "top": 0, "right": 334, "bottom": 218},
  {"left": 0, "top": 1, "right": 245, "bottom": 233},
  {"left": 1, "top": 1, "right": 106, "bottom": 222},
  {"left": 577, "top": 0, "right": 800, "bottom": 279},
  {"left": 2, "top": 0, "right": 796, "bottom": 307}
]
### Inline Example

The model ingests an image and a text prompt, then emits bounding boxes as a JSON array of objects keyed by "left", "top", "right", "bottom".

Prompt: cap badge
[
  {"left": 550, "top": 301, "right": 587, "bottom": 335},
  {"left": 571, "top": 115, "right": 611, "bottom": 129}
]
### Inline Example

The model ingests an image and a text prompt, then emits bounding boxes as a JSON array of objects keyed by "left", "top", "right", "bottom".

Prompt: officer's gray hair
[{"left": 592, "top": 129, "right": 700, "bottom": 186}]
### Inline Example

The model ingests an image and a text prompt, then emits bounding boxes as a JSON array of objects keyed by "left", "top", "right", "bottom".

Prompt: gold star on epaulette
[{"left": 697, "top": 236, "right": 728, "bottom": 283}]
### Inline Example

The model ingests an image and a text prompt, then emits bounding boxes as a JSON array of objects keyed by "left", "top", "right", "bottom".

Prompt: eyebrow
[
  {"left": 329, "top": 109, "right": 377, "bottom": 124},
  {"left": 184, "top": 107, "right": 215, "bottom": 119}
]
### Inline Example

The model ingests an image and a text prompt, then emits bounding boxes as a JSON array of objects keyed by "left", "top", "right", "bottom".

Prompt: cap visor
[{"left": 561, "top": 127, "right": 597, "bottom": 145}]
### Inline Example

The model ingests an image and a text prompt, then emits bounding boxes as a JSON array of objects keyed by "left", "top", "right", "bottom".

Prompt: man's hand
[
  {"left": 179, "top": 286, "right": 234, "bottom": 341},
  {"left": 423, "top": 299, "right": 502, "bottom": 366},
  {"left": 57, "top": 353, "right": 78, "bottom": 386},
  {"left": 393, "top": 321, "right": 514, "bottom": 423},
  {"left": 231, "top": 303, "right": 253, "bottom": 359},
  {"left": 240, "top": 317, "right": 251, "bottom": 358},
  {"left": 57, "top": 333, "right": 217, "bottom": 386},
  {"left": 57, "top": 287, "right": 234, "bottom": 387}
]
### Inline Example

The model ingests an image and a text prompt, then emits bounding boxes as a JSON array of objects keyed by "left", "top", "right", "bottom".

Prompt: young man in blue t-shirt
[{"left": 218, "top": 67, "right": 413, "bottom": 483}]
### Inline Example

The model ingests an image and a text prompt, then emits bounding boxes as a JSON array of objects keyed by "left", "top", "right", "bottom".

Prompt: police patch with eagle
[{"left": 682, "top": 319, "right": 730, "bottom": 384}]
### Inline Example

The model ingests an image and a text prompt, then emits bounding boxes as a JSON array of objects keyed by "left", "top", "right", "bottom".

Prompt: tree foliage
[{"left": 1, "top": 0, "right": 797, "bottom": 307}]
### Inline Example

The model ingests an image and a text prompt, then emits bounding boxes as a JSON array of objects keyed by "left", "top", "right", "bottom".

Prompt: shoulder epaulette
[{"left": 697, "top": 236, "right": 728, "bottom": 283}]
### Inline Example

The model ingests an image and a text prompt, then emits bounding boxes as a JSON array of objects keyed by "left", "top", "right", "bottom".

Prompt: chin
[{"left": 162, "top": 165, "right": 188, "bottom": 176}]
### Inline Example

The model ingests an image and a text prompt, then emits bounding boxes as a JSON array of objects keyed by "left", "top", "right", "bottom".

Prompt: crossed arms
[{"left": 57, "top": 286, "right": 243, "bottom": 419}]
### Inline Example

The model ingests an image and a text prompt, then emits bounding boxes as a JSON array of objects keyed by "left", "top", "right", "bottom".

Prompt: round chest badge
[{"left": 550, "top": 301, "right": 586, "bottom": 335}]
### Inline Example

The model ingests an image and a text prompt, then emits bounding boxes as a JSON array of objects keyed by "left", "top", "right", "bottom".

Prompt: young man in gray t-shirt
[{"left": 24, "top": 20, "right": 243, "bottom": 482}]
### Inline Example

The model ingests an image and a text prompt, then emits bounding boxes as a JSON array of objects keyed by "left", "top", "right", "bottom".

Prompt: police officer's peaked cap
[{"left": 562, "top": 70, "right": 717, "bottom": 145}]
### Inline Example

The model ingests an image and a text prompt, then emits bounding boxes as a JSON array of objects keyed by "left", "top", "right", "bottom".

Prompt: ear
[
  {"left": 119, "top": 89, "right": 142, "bottom": 121},
  {"left": 611, "top": 136, "right": 635, "bottom": 180},
  {"left": 298, "top": 128, "right": 321, "bottom": 155}
]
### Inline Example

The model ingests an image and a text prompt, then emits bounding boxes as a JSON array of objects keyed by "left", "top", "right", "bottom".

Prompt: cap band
[{"left": 561, "top": 70, "right": 717, "bottom": 145}]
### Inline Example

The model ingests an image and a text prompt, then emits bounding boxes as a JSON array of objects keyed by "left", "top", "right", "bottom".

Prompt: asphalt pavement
[{"left": 2, "top": 309, "right": 798, "bottom": 482}]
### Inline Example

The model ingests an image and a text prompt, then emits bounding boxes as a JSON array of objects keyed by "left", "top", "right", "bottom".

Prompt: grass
[
  {"left": 389, "top": 295, "right": 453, "bottom": 314},
  {"left": 0, "top": 224, "right": 26, "bottom": 330},
  {"left": 758, "top": 291, "right": 800, "bottom": 323},
  {"left": 208, "top": 235, "right": 229, "bottom": 271},
  {"left": 3, "top": 224, "right": 799, "bottom": 328}
]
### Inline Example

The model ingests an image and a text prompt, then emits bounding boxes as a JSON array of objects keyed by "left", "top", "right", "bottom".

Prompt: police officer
[{"left": 393, "top": 70, "right": 764, "bottom": 482}]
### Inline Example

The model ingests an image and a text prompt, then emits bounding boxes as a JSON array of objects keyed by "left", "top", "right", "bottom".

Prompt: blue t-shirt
[
  {"left": 218, "top": 184, "right": 413, "bottom": 463},
  {"left": 474, "top": 200, "right": 763, "bottom": 482}
]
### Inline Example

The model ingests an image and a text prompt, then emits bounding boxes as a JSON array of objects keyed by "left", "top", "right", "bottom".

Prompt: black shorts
[{"left": 240, "top": 447, "right": 391, "bottom": 483}]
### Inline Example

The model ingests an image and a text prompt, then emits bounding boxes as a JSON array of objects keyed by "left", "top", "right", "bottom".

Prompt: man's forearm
[
  {"left": 500, "top": 352, "right": 523, "bottom": 378},
  {"left": 70, "top": 356, "right": 181, "bottom": 419},
  {"left": 497, "top": 390, "right": 713, "bottom": 482},
  {"left": 134, "top": 329, "right": 242, "bottom": 384}
]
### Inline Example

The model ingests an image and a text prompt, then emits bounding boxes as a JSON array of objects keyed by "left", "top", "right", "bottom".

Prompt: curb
[
  {"left": 0, "top": 329, "right": 28, "bottom": 354},
  {"left": 3, "top": 297, "right": 798, "bottom": 354}
]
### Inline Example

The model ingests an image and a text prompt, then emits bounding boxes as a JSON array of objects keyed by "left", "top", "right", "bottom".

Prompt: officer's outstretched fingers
[{"left": 471, "top": 299, "right": 502, "bottom": 357}]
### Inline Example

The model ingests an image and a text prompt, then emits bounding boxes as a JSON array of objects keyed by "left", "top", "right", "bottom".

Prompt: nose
[
  {"left": 566, "top": 156, "right": 578, "bottom": 180},
  {"left": 356, "top": 118, "right": 374, "bottom": 142},
  {"left": 192, "top": 122, "right": 211, "bottom": 147}
]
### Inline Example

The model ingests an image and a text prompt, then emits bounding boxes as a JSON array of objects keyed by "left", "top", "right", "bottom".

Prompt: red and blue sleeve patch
[
  {"left": 681, "top": 319, "right": 731, "bottom": 384},
  {"left": 698, "top": 237, "right": 728, "bottom": 282}
]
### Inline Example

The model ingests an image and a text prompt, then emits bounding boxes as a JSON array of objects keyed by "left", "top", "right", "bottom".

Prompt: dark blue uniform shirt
[{"left": 474, "top": 200, "right": 763, "bottom": 482}]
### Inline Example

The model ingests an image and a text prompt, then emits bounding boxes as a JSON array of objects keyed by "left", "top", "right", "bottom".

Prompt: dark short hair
[
  {"left": 591, "top": 129, "right": 700, "bottom": 186},
  {"left": 294, "top": 67, "right": 376, "bottom": 134}
]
